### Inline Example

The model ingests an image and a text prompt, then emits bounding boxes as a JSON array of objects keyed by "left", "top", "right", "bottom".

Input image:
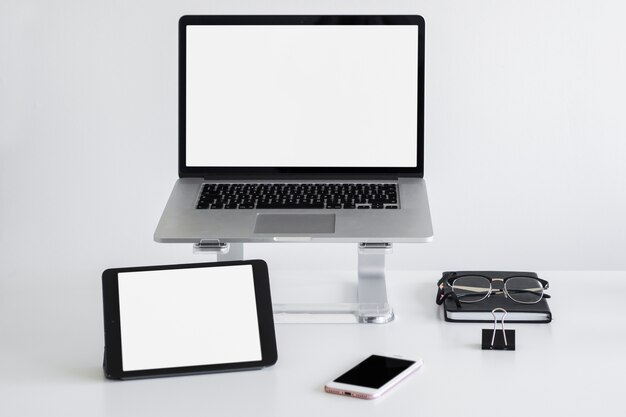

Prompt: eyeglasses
[{"left": 436, "top": 273, "right": 550, "bottom": 307}]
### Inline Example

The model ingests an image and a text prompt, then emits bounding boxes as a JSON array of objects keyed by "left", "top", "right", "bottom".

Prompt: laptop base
[{"left": 193, "top": 242, "right": 395, "bottom": 324}]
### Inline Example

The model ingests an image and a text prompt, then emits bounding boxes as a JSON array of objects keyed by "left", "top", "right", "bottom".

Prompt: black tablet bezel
[
  {"left": 178, "top": 15, "right": 425, "bottom": 180},
  {"left": 102, "top": 260, "right": 277, "bottom": 380}
]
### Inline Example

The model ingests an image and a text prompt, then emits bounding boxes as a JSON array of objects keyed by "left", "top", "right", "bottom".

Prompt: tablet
[{"left": 102, "top": 260, "right": 277, "bottom": 379}]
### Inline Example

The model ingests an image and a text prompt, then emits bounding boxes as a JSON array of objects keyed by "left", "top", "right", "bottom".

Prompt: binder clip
[{"left": 482, "top": 308, "right": 516, "bottom": 350}]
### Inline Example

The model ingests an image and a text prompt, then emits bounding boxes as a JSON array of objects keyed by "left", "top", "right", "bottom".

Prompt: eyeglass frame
[{"left": 436, "top": 272, "right": 550, "bottom": 308}]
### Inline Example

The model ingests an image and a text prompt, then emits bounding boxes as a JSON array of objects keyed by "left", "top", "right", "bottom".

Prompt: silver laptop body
[{"left": 155, "top": 15, "right": 433, "bottom": 244}]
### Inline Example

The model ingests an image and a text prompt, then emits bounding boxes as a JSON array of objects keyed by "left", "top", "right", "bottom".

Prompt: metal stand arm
[{"left": 193, "top": 241, "right": 394, "bottom": 324}]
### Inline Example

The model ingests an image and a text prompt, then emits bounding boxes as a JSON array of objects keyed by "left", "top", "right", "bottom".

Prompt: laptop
[{"left": 154, "top": 15, "right": 433, "bottom": 244}]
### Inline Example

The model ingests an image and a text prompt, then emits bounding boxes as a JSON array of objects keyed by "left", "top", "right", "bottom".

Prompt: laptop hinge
[{"left": 199, "top": 174, "right": 401, "bottom": 181}]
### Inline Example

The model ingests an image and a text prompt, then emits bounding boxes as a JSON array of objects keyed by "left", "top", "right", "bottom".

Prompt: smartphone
[{"left": 324, "top": 354, "right": 423, "bottom": 400}]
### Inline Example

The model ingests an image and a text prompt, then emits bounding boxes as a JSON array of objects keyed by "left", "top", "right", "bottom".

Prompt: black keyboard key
[{"left": 256, "top": 203, "right": 279, "bottom": 209}]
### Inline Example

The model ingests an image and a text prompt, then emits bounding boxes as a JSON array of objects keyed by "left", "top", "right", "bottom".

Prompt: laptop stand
[{"left": 193, "top": 241, "right": 395, "bottom": 324}]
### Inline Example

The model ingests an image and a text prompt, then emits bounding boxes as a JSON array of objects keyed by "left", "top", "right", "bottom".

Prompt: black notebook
[{"left": 438, "top": 271, "right": 552, "bottom": 323}]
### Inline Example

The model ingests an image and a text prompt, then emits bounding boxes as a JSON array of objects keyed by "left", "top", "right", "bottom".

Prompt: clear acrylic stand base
[{"left": 193, "top": 242, "right": 394, "bottom": 324}]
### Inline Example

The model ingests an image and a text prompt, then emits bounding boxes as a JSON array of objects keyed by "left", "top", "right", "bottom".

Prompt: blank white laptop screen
[
  {"left": 117, "top": 265, "right": 261, "bottom": 371},
  {"left": 186, "top": 25, "right": 418, "bottom": 167}
]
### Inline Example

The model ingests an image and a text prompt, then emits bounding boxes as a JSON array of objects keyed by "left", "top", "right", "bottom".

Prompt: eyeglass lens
[
  {"left": 450, "top": 276, "right": 491, "bottom": 303},
  {"left": 504, "top": 277, "right": 544, "bottom": 304}
]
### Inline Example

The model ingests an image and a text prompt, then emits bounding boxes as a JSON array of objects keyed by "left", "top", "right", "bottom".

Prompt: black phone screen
[{"left": 333, "top": 355, "right": 416, "bottom": 389}]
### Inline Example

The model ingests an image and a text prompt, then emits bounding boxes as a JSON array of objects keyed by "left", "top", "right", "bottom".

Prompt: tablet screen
[{"left": 117, "top": 264, "right": 262, "bottom": 371}]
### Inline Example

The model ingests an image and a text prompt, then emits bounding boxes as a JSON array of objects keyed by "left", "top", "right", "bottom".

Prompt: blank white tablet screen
[{"left": 117, "top": 265, "right": 262, "bottom": 371}]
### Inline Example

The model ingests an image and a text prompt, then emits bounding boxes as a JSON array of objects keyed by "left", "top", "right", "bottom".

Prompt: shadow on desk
[{"left": 69, "top": 366, "right": 105, "bottom": 382}]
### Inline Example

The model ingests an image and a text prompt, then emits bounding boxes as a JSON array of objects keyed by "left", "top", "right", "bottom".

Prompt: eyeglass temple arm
[{"left": 504, "top": 288, "right": 551, "bottom": 299}]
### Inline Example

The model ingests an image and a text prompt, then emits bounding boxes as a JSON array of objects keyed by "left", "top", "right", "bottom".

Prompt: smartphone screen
[{"left": 333, "top": 355, "right": 416, "bottom": 389}]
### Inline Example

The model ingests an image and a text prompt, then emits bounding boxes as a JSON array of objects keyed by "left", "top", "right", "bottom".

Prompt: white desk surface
[{"left": 1, "top": 270, "right": 625, "bottom": 417}]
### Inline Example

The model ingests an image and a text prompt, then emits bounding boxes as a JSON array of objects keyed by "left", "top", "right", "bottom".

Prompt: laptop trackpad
[{"left": 254, "top": 214, "right": 335, "bottom": 234}]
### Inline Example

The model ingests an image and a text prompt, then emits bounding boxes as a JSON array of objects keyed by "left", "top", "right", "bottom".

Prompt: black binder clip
[{"left": 482, "top": 308, "right": 516, "bottom": 350}]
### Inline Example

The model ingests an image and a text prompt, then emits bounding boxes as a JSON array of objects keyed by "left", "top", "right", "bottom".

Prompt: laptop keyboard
[{"left": 195, "top": 183, "right": 399, "bottom": 210}]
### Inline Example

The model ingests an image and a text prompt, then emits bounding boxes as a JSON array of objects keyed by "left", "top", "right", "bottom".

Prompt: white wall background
[{"left": 2, "top": 0, "right": 626, "bottom": 289}]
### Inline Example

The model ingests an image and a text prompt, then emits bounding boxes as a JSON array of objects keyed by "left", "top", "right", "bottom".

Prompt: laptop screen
[{"left": 184, "top": 23, "right": 419, "bottom": 169}]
